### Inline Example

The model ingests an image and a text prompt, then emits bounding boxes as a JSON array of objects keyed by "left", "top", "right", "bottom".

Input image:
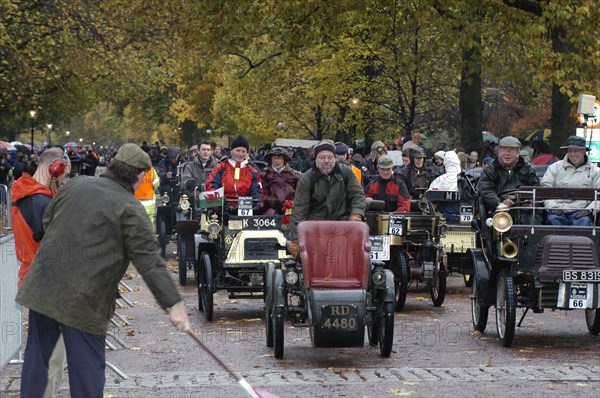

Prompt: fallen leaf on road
[
  {"left": 129, "top": 347, "right": 142, "bottom": 351},
  {"left": 414, "top": 297, "right": 426, "bottom": 301},
  {"left": 253, "top": 365, "right": 264, "bottom": 368},
  {"left": 518, "top": 349, "right": 533, "bottom": 353},
  {"left": 126, "top": 329, "right": 136, "bottom": 337},
  {"left": 387, "top": 388, "right": 416, "bottom": 396},
  {"left": 576, "top": 383, "right": 591, "bottom": 387},
  {"left": 240, "top": 318, "right": 261, "bottom": 323},
  {"left": 402, "top": 382, "right": 419, "bottom": 386}
]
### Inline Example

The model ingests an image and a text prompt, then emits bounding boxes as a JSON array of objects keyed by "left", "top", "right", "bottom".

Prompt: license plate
[
  {"left": 563, "top": 270, "right": 600, "bottom": 282},
  {"left": 229, "top": 216, "right": 281, "bottom": 230},
  {"left": 320, "top": 305, "right": 358, "bottom": 332},
  {"left": 369, "top": 236, "right": 390, "bottom": 261},
  {"left": 568, "top": 284, "right": 588, "bottom": 309}
]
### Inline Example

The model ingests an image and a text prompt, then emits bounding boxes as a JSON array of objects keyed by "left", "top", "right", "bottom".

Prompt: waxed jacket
[
  {"left": 180, "top": 156, "right": 218, "bottom": 195},
  {"left": 540, "top": 154, "right": 600, "bottom": 211},
  {"left": 478, "top": 156, "right": 540, "bottom": 211},
  {"left": 290, "top": 163, "right": 366, "bottom": 240},
  {"left": 16, "top": 174, "right": 181, "bottom": 335},
  {"left": 260, "top": 164, "right": 302, "bottom": 203}
]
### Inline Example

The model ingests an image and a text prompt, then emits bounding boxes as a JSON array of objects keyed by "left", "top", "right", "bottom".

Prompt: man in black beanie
[
  {"left": 288, "top": 139, "right": 366, "bottom": 258},
  {"left": 206, "top": 134, "right": 263, "bottom": 210}
]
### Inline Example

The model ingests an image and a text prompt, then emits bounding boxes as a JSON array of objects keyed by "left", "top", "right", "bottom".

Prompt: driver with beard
[{"left": 287, "top": 139, "right": 366, "bottom": 259}]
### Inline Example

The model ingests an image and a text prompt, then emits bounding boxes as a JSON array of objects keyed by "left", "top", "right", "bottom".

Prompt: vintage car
[
  {"left": 156, "top": 168, "right": 187, "bottom": 259},
  {"left": 468, "top": 186, "right": 600, "bottom": 347},
  {"left": 264, "top": 221, "right": 395, "bottom": 359},
  {"left": 365, "top": 197, "right": 448, "bottom": 311},
  {"left": 177, "top": 193, "right": 289, "bottom": 320}
]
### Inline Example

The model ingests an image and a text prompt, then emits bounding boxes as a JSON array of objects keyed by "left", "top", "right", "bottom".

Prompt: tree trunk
[{"left": 459, "top": 47, "right": 484, "bottom": 155}]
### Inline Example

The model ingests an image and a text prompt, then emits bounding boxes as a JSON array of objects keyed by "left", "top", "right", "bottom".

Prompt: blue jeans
[
  {"left": 546, "top": 211, "right": 592, "bottom": 226},
  {"left": 21, "top": 310, "right": 106, "bottom": 398}
]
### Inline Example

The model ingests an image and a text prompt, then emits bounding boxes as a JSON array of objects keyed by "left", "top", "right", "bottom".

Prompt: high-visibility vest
[{"left": 135, "top": 168, "right": 159, "bottom": 200}]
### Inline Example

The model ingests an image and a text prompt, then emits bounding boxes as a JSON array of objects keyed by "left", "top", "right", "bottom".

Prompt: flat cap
[
  {"left": 114, "top": 143, "right": 152, "bottom": 170},
  {"left": 498, "top": 136, "right": 521, "bottom": 148}
]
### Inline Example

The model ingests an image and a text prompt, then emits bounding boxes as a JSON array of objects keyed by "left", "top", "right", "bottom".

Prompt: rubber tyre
[
  {"left": 195, "top": 260, "right": 202, "bottom": 311},
  {"left": 199, "top": 252, "right": 214, "bottom": 321},
  {"left": 265, "top": 307, "right": 274, "bottom": 347},
  {"left": 394, "top": 252, "right": 410, "bottom": 312},
  {"left": 463, "top": 273, "right": 473, "bottom": 288},
  {"left": 495, "top": 269, "right": 516, "bottom": 347},
  {"left": 379, "top": 302, "right": 394, "bottom": 357},
  {"left": 158, "top": 219, "right": 167, "bottom": 258},
  {"left": 471, "top": 272, "right": 489, "bottom": 332},
  {"left": 178, "top": 238, "right": 187, "bottom": 286},
  {"left": 585, "top": 309, "right": 600, "bottom": 335},
  {"left": 273, "top": 306, "right": 285, "bottom": 359},
  {"left": 430, "top": 268, "right": 447, "bottom": 307}
]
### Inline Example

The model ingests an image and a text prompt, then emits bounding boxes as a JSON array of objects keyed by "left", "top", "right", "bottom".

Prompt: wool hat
[
  {"left": 434, "top": 151, "right": 445, "bottom": 161},
  {"left": 231, "top": 135, "right": 250, "bottom": 151},
  {"left": 560, "top": 135, "right": 589, "bottom": 151},
  {"left": 313, "top": 141, "right": 336, "bottom": 157},
  {"left": 265, "top": 147, "right": 291, "bottom": 163},
  {"left": 334, "top": 142, "right": 349, "bottom": 155},
  {"left": 114, "top": 143, "right": 152, "bottom": 170},
  {"left": 498, "top": 136, "right": 521, "bottom": 148},
  {"left": 377, "top": 155, "right": 394, "bottom": 168}
]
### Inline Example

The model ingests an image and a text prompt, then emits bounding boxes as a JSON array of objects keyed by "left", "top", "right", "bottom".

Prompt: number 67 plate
[{"left": 368, "top": 236, "right": 390, "bottom": 261}]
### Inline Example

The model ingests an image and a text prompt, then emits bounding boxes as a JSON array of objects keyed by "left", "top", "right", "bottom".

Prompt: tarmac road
[{"left": 2, "top": 241, "right": 599, "bottom": 397}]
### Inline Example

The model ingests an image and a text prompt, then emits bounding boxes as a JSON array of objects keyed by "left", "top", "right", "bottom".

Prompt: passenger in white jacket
[{"left": 540, "top": 136, "right": 600, "bottom": 226}]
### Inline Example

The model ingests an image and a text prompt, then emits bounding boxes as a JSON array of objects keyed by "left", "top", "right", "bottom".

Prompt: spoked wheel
[
  {"left": 378, "top": 302, "right": 394, "bottom": 357},
  {"left": 463, "top": 273, "right": 473, "bottom": 287},
  {"left": 199, "top": 252, "right": 214, "bottom": 321},
  {"left": 158, "top": 219, "right": 167, "bottom": 258},
  {"left": 273, "top": 307, "right": 285, "bottom": 359},
  {"left": 177, "top": 237, "right": 187, "bottom": 286},
  {"left": 585, "top": 309, "right": 600, "bottom": 335},
  {"left": 367, "top": 310, "right": 380, "bottom": 346},
  {"left": 495, "top": 269, "right": 516, "bottom": 347},
  {"left": 265, "top": 307, "right": 274, "bottom": 347},
  {"left": 430, "top": 267, "right": 447, "bottom": 307},
  {"left": 394, "top": 252, "right": 410, "bottom": 312},
  {"left": 471, "top": 272, "right": 489, "bottom": 332}
]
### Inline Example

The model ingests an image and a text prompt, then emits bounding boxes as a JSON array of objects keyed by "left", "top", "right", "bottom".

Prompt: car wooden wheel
[
  {"left": 471, "top": 272, "right": 489, "bottom": 332},
  {"left": 394, "top": 252, "right": 410, "bottom": 312},
  {"left": 273, "top": 306, "right": 285, "bottom": 359},
  {"left": 585, "top": 309, "right": 600, "bottom": 335},
  {"left": 177, "top": 237, "right": 187, "bottom": 286},
  {"left": 199, "top": 252, "right": 214, "bottom": 321},
  {"left": 379, "top": 302, "right": 394, "bottom": 357},
  {"left": 495, "top": 269, "right": 516, "bottom": 347}
]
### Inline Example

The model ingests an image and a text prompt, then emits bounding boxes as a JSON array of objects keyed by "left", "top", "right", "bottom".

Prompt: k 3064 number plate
[
  {"left": 563, "top": 270, "right": 600, "bottom": 282},
  {"left": 320, "top": 304, "right": 358, "bottom": 332}
]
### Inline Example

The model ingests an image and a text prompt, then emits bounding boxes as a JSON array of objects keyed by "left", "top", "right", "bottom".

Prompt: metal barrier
[
  {"left": 0, "top": 185, "right": 11, "bottom": 237},
  {"left": 0, "top": 234, "right": 21, "bottom": 370}
]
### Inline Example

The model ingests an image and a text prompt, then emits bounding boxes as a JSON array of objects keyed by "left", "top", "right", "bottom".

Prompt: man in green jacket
[
  {"left": 288, "top": 140, "right": 366, "bottom": 258},
  {"left": 16, "top": 143, "right": 190, "bottom": 397}
]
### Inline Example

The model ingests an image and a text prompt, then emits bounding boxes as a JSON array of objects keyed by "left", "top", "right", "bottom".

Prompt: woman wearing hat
[
  {"left": 206, "top": 135, "right": 263, "bottom": 210},
  {"left": 398, "top": 147, "right": 440, "bottom": 199},
  {"left": 260, "top": 147, "right": 302, "bottom": 215},
  {"left": 540, "top": 135, "right": 600, "bottom": 226}
]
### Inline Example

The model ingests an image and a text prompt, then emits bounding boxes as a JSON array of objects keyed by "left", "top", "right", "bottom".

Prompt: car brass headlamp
[
  {"left": 285, "top": 270, "right": 299, "bottom": 286},
  {"left": 179, "top": 194, "right": 190, "bottom": 212},
  {"left": 207, "top": 214, "right": 221, "bottom": 238},
  {"left": 492, "top": 211, "right": 513, "bottom": 233},
  {"left": 372, "top": 270, "right": 386, "bottom": 286},
  {"left": 161, "top": 193, "right": 170, "bottom": 204}
]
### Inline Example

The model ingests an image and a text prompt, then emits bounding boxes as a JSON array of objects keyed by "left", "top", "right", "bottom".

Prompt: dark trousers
[{"left": 21, "top": 310, "right": 106, "bottom": 398}]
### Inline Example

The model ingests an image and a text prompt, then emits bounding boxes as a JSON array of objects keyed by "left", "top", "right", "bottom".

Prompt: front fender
[
  {"left": 468, "top": 248, "right": 491, "bottom": 307},
  {"left": 272, "top": 268, "right": 286, "bottom": 308},
  {"left": 265, "top": 262, "right": 276, "bottom": 307},
  {"left": 383, "top": 269, "right": 396, "bottom": 303}
]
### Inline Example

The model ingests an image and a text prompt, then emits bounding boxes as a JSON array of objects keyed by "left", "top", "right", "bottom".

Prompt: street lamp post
[
  {"left": 46, "top": 124, "right": 53, "bottom": 146},
  {"left": 29, "top": 110, "right": 37, "bottom": 152}
]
